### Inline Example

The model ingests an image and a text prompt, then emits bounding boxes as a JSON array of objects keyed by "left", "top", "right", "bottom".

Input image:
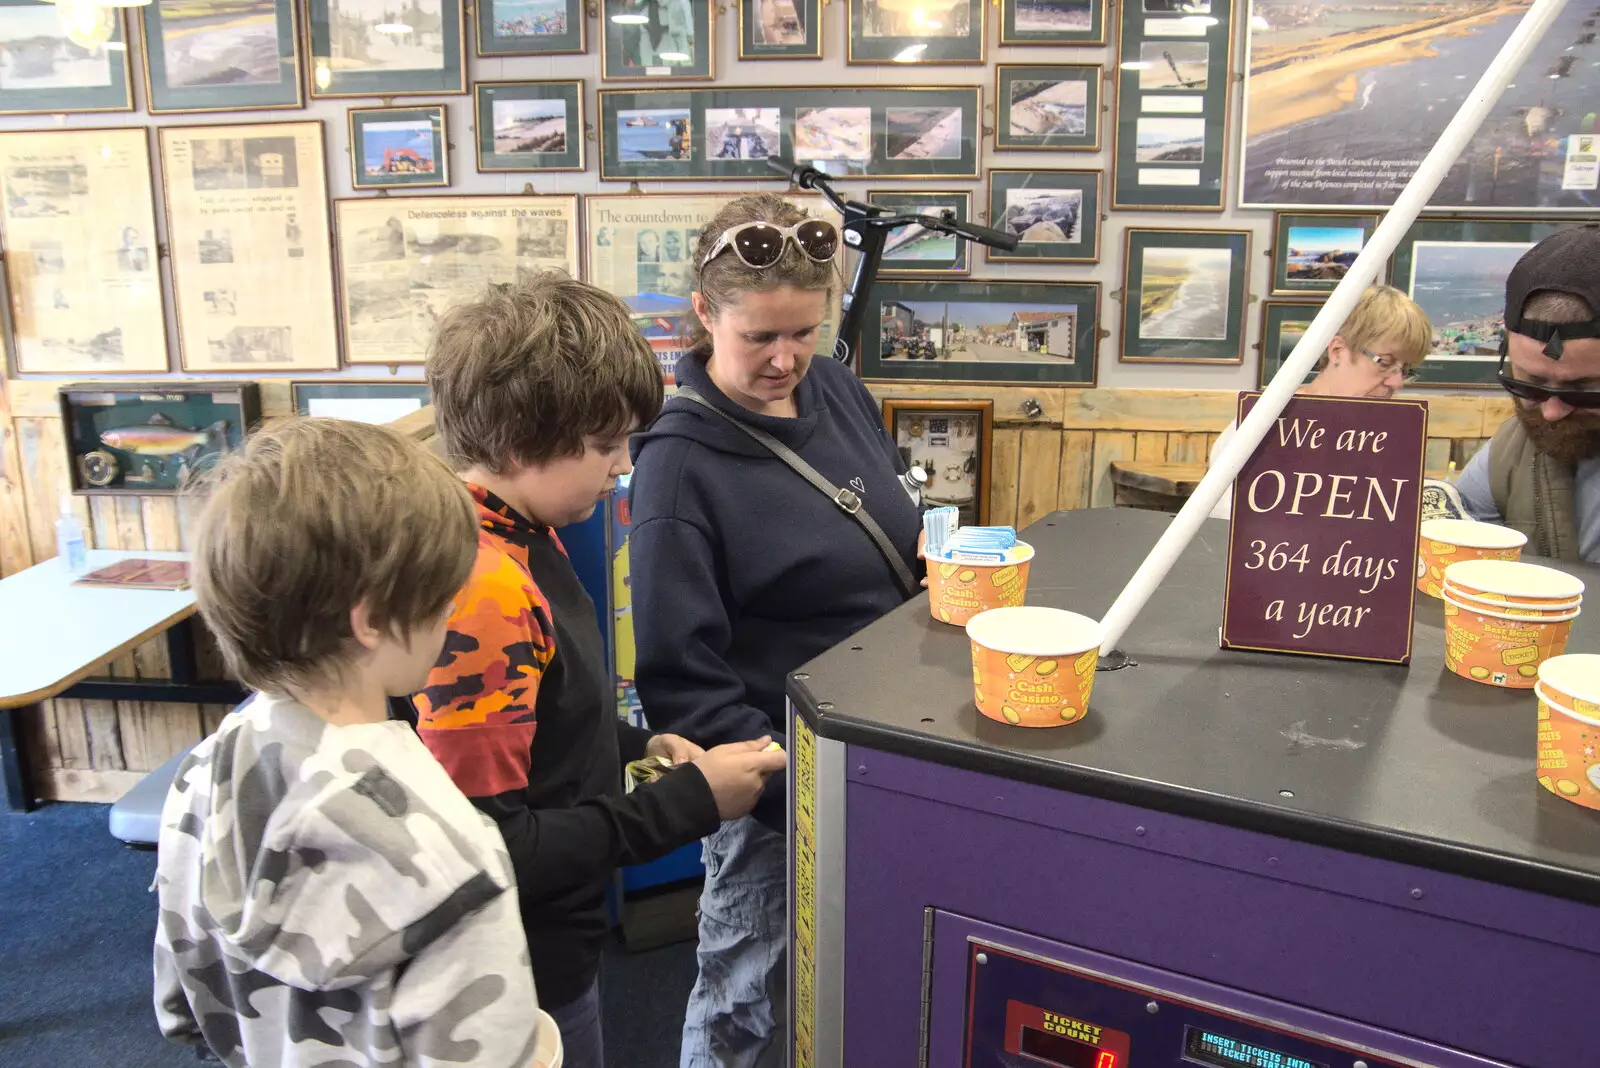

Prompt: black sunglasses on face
[{"left": 1496, "top": 337, "right": 1600, "bottom": 409}]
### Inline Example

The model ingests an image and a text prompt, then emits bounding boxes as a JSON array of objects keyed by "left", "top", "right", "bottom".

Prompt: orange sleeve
[{"left": 413, "top": 534, "right": 556, "bottom": 798}]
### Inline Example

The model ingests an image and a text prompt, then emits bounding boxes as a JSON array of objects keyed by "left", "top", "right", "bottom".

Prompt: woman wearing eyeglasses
[
  {"left": 629, "top": 193, "right": 923, "bottom": 1068},
  {"left": 1210, "top": 284, "right": 1432, "bottom": 519}
]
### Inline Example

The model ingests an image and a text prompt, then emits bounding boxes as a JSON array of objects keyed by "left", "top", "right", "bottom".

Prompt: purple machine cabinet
[{"left": 787, "top": 510, "right": 1600, "bottom": 1068}]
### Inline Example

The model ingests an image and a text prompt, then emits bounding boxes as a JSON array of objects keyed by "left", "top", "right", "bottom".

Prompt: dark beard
[{"left": 1515, "top": 401, "right": 1600, "bottom": 463}]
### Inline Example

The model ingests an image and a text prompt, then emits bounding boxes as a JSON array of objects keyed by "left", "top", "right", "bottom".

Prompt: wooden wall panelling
[
  {"left": 83, "top": 495, "right": 128, "bottom": 771},
  {"left": 1424, "top": 438, "right": 1453, "bottom": 476},
  {"left": 0, "top": 378, "right": 31, "bottom": 576},
  {"left": 1064, "top": 389, "right": 1237, "bottom": 432},
  {"left": 1017, "top": 428, "right": 1063, "bottom": 528},
  {"left": 988, "top": 428, "right": 1022, "bottom": 528},
  {"left": 1166, "top": 432, "right": 1209, "bottom": 464},
  {"left": 1057, "top": 431, "right": 1094, "bottom": 511},
  {"left": 122, "top": 498, "right": 203, "bottom": 773},
  {"left": 1454, "top": 437, "right": 1488, "bottom": 469},
  {"left": 867, "top": 384, "right": 1068, "bottom": 426},
  {"left": 1134, "top": 432, "right": 1167, "bottom": 462},
  {"left": 1090, "top": 432, "right": 1137, "bottom": 508}
]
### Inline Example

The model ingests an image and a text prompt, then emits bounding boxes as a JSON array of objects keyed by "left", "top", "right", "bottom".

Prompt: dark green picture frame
[
  {"left": 999, "top": 0, "right": 1104, "bottom": 46},
  {"left": 1271, "top": 211, "right": 1380, "bottom": 296},
  {"left": 477, "top": 0, "right": 585, "bottom": 55},
  {"left": 476, "top": 81, "right": 585, "bottom": 172},
  {"left": 1111, "top": 0, "right": 1234, "bottom": 210},
  {"left": 0, "top": 0, "right": 132, "bottom": 114},
  {"left": 866, "top": 190, "right": 972, "bottom": 276},
  {"left": 306, "top": 0, "right": 465, "bottom": 98},
  {"left": 349, "top": 105, "right": 448, "bottom": 189},
  {"left": 602, "top": 0, "right": 715, "bottom": 81},
  {"left": 1257, "top": 300, "right": 1322, "bottom": 389},
  {"left": 859, "top": 280, "right": 1100, "bottom": 386},
  {"left": 847, "top": 0, "right": 985, "bottom": 64},
  {"left": 995, "top": 64, "right": 1100, "bottom": 152},
  {"left": 740, "top": 0, "right": 821, "bottom": 58},
  {"left": 1121, "top": 227, "right": 1251, "bottom": 363},
  {"left": 599, "top": 86, "right": 981, "bottom": 181},
  {"left": 142, "top": 0, "right": 301, "bottom": 113},
  {"left": 986, "top": 168, "right": 1101, "bottom": 264},
  {"left": 292, "top": 380, "right": 431, "bottom": 420}
]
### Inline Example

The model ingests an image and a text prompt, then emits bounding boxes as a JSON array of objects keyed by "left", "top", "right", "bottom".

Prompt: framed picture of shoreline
[
  {"left": 141, "top": 0, "right": 302, "bottom": 113},
  {"left": 1270, "top": 211, "right": 1380, "bottom": 297},
  {"left": 1110, "top": 0, "right": 1235, "bottom": 211},
  {"left": 292, "top": 380, "right": 431, "bottom": 421},
  {"left": 866, "top": 190, "right": 972, "bottom": 277},
  {"left": 477, "top": 0, "right": 585, "bottom": 55},
  {"left": 1257, "top": 300, "right": 1323, "bottom": 389},
  {"left": 995, "top": 64, "right": 1100, "bottom": 152},
  {"left": 859, "top": 279, "right": 1100, "bottom": 386},
  {"left": 601, "top": 0, "right": 714, "bottom": 81},
  {"left": 1120, "top": 227, "right": 1250, "bottom": 364},
  {"left": 740, "top": 0, "right": 821, "bottom": 59},
  {"left": 598, "top": 86, "right": 981, "bottom": 181},
  {"left": 1389, "top": 217, "right": 1580, "bottom": 388},
  {"left": 1240, "top": 0, "right": 1600, "bottom": 211},
  {"left": 0, "top": 128, "right": 169, "bottom": 373},
  {"left": 985, "top": 168, "right": 1101, "bottom": 264},
  {"left": 847, "top": 0, "right": 985, "bottom": 64},
  {"left": 1000, "top": 0, "right": 1103, "bottom": 46},
  {"left": 349, "top": 105, "right": 447, "bottom": 189},
  {"left": 476, "top": 81, "right": 585, "bottom": 172},
  {"left": 0, "top": 0, "right": 133, "bottom": 114},
  {"left": 306, "top": 0, "right": 466, "bottom": 98},
  {"left": 881, "top": 398, "right": 994, "bottom": 526}
]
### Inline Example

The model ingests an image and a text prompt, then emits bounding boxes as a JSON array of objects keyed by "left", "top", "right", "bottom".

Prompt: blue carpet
[{"left": 0, "top": 802, "right": 695, "bottom": 1068}]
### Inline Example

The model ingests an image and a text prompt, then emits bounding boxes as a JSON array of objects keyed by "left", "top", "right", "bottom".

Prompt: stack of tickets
[
  {"left": 923, "top": 506, "right": 959, "bottom": 557},
  {"left": 943, "top": 526, "right": 1019, "bottom": 563}
]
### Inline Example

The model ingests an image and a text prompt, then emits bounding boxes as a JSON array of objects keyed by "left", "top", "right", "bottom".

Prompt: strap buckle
[{"left": 833, "top": 488, "right": 861, "bottom": 514}]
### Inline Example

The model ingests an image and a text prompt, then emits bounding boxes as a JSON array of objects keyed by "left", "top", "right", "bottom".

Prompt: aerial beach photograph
[
  {"left": 1135, "top": 117, "right": 1205, "bottom": 163},
  {"left": 1139, "top": 246, "right": 1231, "bottom": 340},
  {"left": 1007, "top": 77, "right": 1088, "bottom": 137}
]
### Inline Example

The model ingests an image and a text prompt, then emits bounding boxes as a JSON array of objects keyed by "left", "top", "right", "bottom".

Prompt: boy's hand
[
  {"left": 692, "top": 737, "right": 788, "bottom": 820},
  {"left": 917, "top": 530, "right": 928, "bottom": 588},
  {"left": 646, "top": 733, "right": 704, "bottom": 765}
]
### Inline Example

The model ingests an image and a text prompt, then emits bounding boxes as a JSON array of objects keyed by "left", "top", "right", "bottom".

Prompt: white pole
[{"left": 1098, "top": 0, "right": 1571, "bottom": 656}]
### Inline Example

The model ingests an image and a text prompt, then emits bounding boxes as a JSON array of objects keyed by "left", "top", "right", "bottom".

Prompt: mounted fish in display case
[{"left": 58, "top": 383, "right": 262, "bottom": 495}]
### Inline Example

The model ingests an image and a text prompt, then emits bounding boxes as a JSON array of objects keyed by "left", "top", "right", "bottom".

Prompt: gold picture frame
[{"left": 881, "top": 397, "right": 994, "bottom": 525}]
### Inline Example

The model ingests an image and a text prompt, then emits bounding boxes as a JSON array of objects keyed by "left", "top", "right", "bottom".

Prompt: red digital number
[{"left": 1095, "top": 1053, "right": 1116, "bottom": 1068}]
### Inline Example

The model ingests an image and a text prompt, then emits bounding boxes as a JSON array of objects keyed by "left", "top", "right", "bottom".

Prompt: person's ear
[
  {"left": 1326, "top": 335, "right": 1349, "bottom": 365},
  {"left": 349, "top": 600, "right": 383, "bottom": 653},
  {"left": 691, "top": 291, "right": 714, "bottom": 332}
]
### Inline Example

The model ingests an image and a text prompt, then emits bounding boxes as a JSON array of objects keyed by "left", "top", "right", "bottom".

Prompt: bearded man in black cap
[{"left": 1457, "top": 223, "right": 1600, "bottom": 562}]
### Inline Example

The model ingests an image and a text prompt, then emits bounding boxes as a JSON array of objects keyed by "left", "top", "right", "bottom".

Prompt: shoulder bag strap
[{"left": 671, "top": 387, "right": 919, "bottom": 598}]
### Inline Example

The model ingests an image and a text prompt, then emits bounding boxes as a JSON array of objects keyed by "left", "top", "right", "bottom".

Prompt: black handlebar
[{"left": 773, "top": 160, "right": 1018, "bottom": 251}]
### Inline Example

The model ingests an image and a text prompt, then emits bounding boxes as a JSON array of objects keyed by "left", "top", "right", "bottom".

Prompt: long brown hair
[{"left": 688, "top": 193, "right": 837, "bottom": 350}]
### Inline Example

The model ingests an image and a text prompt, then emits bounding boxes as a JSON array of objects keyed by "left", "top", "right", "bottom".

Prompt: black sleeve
[{"left": 617, "top": 720, "right": 655, "bottom": 764}]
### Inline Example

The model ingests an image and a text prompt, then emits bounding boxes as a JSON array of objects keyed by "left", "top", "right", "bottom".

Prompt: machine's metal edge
[{"left": 813, "top": 731, "right": 848, "bottom": 1067}]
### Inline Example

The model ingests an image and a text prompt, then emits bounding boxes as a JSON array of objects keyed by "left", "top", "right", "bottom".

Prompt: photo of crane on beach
[
  {"left": 1138, "top": 42, "right": 1207, "bottom": 91},
  {"left": 1242, "top": 0, "right": 1600, "bottom": 209},
  {"left": 1407, "top": 240, "right": 1531, "bottom": 357},
  {"left": 1138, "top": 246, "right": 1231, "bottom": 340},
  {"left": 616, "top": 108, "right": 691, "bottom": 161},
  {"left": 1135, "top": 117, "right": 1204, "bottom": 163}
]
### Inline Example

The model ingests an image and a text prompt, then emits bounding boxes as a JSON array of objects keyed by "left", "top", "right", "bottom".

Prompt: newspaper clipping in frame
[
  {"left": 161, "top": 122, "right": 340, "bottom": 372},
  {"left": 335, "top": 195, "right": 580, "bottom": 365},
  {"left": 0, "top": 129, "right": 169, "bottom": 374},
  {"left": 585, "top": 193, "right": 841, "bottom": 387}
]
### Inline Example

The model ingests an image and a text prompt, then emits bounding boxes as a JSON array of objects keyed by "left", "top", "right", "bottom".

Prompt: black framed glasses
[
  {"left": 701, "top": 220, "right": 839, "bottom": 270},
  {"left": 1362, "top": 349, "right": 1419, "bottom": 382},
  {"left": 1496, "top": 337, "right": 1600, "bottom": 409}
]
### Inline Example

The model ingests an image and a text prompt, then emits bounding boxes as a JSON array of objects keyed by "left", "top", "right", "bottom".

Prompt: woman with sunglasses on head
[
  {"left": 628, "top": 194, "right": 924, "bottom": 1068},
  {"left": 1209, "top": 284, "right": 1432, "bottom": 519}
]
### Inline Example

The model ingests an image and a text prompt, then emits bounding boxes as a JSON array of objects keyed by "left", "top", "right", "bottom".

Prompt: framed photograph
[
  {"left": 1257, "top": 300, "right": 1322, "bottom": 389},
  {"left": 349, "top": 105, "right": 447, "bottom": 189},
  {"left": 994, "top": 64, "right": 1100, "bottom": 152},
  {"left": 141, "top": 0, "right": 302, "bottom": 113},
  {"left": 335, "top": 194, "right": 580, "bottom": 365},
  {"left": 1111, "top": 0, "right": 1235, "bottom": 211},
  {"left": 585, "top": 192, "right": 842, "bottom": 386},
  {"left": 306, "top": 0, "right": 465, "bottom": 98},
  {"left": 867, "top": 190, "right": 972, "bottom": 277},
  {"left": 1240, "top": 1, "right": 1599, "bottom": 211},
  {"left": 882, "top": 398, "right": 994, "bottom": 526},
  {"left": 599, "top": 86, "right": 981, "bottom": 181},
  {"left": 1270, "top": 211, "right": 1380, "bottom": 296},
  {"left": 859, "top": 280, "right": 1100, "bottom": 386},
  {"left": 160, "top": 121, "right": 339, "bottom": 372},
  {"left": 1390, "top": 217, "right": 1580, "bottom": 389},
  {"left": 0, "top": 0, "right": 132, "bottom": 114},
  {"left": 740, "top": 0, "right": 820, "bottom": 59},
  {"left": 0, "top": 129, "right": 168, "bottom": 374},
  {"left": 476, "top": 80, "right": 584, "bottom": 172},
  {"left": 847, "top": 0, "right": 984, "bottom": 64},
  {"left": 985, "top": 169, "right": 1101, "bottom": 264},
  {"left": 293, "top": 380, "right": 431, "bottom": 421},
  {"left": 999, "top": 0, "right": 1104, "bottom": 46},
  {"left": 602, "top": 0, "right": 714, "bottom": 81},
  {"left": 60, "top": 382, "right": 259, "bottom": 494},
  {"left": 1120, "top": 227, "right": 1251, "bottom": 364},
  {"left": 477, "top": 0, "right": 584, "bottom": 55}
]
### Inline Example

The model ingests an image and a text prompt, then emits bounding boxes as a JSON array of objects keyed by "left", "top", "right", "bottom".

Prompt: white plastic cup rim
[
  {"left": 1419, "top": 518, "right": 1528, "bottom": 551},
  {"left": 1441, "top": 589, "right": 1581, "bottom": 624},
  {"left": 1534, "top": 681, "right": 1600, "bottom": 728},
  {"left": 1442, "top": 558, "right": 1585, "bottom": 600},
  {"left": 929, "top": 540, "right": 1036, "bottom": 567},
  {"left": 966, "top": 605, "right": 1100, "bottom": 658},
  {"left": 1440, "top": 581, "right": 1582, "bottom": 613},
  {"left": 1537, "top": 654, "right": 1600, "bottom": 709}
]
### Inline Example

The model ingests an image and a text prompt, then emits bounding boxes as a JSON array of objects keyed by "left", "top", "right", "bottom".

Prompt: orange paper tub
[
  {"left": 1535, "top": 681, "right": 1600, "bottom": 811},
  {"left": 1538, "top": 653, "right": 1600, "bottom": 720},
  {"left": 1415, "top": 519, "right": 1525, "bottom": 597},
  {"left": 1442, "top": 558, "right": 1585, "bottom": 605},
  {"left": 1440, "top": 584, "right": 1582, "bottom": 617},
  {"left": 928, "top": 543, "right": 1034, "bottom": 626},
  {"left": 1441, "top": 590, "right": 1579, "bottom": 688},
  {"left": 966, "top": 606, "right": 1100, "bottom": 728}
]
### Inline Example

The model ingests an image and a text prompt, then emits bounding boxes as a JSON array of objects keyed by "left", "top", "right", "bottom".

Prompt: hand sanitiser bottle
[{"left": 55, "top": 495, "right": 87, "bottom": 574}]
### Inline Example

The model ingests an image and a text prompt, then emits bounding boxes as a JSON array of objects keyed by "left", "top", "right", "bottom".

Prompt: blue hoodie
[{"left": 628, "top": 349, "right": 922, "bottom": 829}]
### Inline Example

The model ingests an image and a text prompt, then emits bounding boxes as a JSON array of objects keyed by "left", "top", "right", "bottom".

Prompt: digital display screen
[
  {"left": 1020, "top": 1027, "right": 1117, "bottom": 1068},
  {"left": 1184, "top": 1027, "right": 1327, "bottom": 1068}
]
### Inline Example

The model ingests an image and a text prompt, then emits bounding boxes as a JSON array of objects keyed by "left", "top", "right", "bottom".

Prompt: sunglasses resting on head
[{"left": 701, "top": 220, "right": 839, "bottom": 270}]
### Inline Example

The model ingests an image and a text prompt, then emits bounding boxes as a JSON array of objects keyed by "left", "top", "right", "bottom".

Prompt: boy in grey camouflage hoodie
[{"left": 153, "top": 418, "right": 560, "bottom": 1068}]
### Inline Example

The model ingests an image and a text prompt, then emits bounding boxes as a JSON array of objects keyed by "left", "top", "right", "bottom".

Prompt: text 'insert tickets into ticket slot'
[{"left": 1221, "top": 393, "right": 1428, "bottom": 664}]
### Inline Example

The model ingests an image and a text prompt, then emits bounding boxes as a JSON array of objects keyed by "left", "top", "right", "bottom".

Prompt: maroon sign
[{"left": 1221, "top": 393, "right": 1427, "bottom": 664}]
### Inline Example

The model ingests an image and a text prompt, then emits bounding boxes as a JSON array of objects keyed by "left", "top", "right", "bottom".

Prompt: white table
[{"left": 0, "top": 550, "right": 246, "bottom": 812}]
